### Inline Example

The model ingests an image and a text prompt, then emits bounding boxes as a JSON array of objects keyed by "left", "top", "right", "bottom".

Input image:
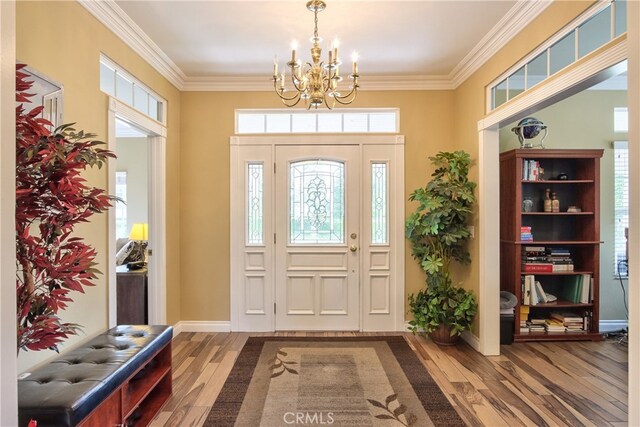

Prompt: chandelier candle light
[{"left": 273, "top": 0, "right": 359, "bottom": 109}]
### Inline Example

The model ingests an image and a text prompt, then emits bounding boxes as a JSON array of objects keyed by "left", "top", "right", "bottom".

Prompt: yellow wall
[
  {"left": 16, "top": 1, "right": 181, "bottom": 372},
  {"left": 452, "top": 1, "right": 594, "bottom": 333},
  {"left": 179, "top": 90, "right": 455, "bottom": 320}
]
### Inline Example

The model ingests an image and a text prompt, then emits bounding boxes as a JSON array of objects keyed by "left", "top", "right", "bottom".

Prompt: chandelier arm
[
  {"left": 290, "top": 74, "right": 306, "bottom": 93},
  {"left": 281, "top": 92, "right": 303, "bottom": 107},
  {"left": 273, "top": 79, "right": 302, "bottom": 102},
  {"left": 323, "top": 95, "right": 335, "bottom": 110},
  {"left": 331, "top": 84, "right": 359, "bottom": 105}
]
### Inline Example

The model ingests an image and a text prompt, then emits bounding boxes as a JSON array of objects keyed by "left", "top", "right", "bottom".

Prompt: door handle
[{"left": 350, "top": 245, "right": 358, "bottom": 252}]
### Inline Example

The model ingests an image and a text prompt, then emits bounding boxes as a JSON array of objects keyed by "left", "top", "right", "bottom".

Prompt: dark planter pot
[{"left": 429, "top": 324, "right": 460, "bottom": 346}]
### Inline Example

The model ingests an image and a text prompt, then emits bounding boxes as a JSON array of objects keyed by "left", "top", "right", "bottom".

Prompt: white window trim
[
  {"left": 615, "top": 107, "right": 629, "bottom": 133},
  {"left": 487, "top": 0, "right": 620, "bottom": 113},
  {"left": 235, "top": 108, "right": 400, "bottom": 134},
  {"left": 100, "top": 54, "right": 167, "bottom": 125},
  {"left": 613, "top": 140, "right": 629, "bottom": 278}
]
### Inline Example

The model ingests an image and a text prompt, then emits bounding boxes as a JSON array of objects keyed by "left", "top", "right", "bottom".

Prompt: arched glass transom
[{"left": 289, "top": 159, "right": 345, "bottom": 244}]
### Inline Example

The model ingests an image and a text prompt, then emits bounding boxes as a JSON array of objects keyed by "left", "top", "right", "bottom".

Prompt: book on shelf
[
  {"left": 520, "top": 226, "right": 533, "bottom": 241},
  {"left": 522, "top": 263, "right": 553, "bottom": 273},
  {"left": 535, "top": 281, "right": 548, "bottom": 303},
  {"left": 550, "top": 312, "right": 583, "bottom": 323},
  {"left": 558, "top": 274, "right": 591, "bottom": 303},
  {"left": 523, "top": 276, "right": 531, "bottom": 305},
  {"left": 545, "top": 319, "right": 566, "bottom": 332},
  {"left": 521, "top": 246, "right": 575, "bottom": 272},
  {"left": 522, "top": 160, "right": 541, "bottom": 181}
]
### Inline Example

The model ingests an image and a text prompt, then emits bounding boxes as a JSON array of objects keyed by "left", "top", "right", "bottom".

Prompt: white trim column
[
  {"left": 0, "top": 1, "right": 18, "bottom": 423},
  {"left": 477, "top": 126, "right": 500, "bottom": 355},
  {"left": 626, "top": 0, "right": 639, "bottom": 423}
]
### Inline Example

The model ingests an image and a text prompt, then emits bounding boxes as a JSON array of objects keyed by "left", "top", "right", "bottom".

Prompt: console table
[{"left": 117, "top": 265, "right": 148, "bottom": 325}]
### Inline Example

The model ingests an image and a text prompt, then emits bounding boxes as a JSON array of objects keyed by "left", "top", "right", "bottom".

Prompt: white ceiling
[{"left": 84, "top": 1, "right": 553, "bottom": 90}]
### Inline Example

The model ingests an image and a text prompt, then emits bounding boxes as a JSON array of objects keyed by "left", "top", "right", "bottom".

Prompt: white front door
[{"left": 275, "top": 145, "right": 360, "bottom": 330}]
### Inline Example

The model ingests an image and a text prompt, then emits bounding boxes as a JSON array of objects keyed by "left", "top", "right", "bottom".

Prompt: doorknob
[{"left": 350, "top": 245, "right": 358, "bottom": 252}]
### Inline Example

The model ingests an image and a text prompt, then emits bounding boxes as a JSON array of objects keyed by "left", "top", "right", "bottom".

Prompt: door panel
[{"left": 275, "top": 145, "right": 360, "bottom": 330}]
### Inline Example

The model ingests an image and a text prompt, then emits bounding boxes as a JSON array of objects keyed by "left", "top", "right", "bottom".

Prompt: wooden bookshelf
[{"left": 500, "top": 149, "right": 603, "bottom": 342}]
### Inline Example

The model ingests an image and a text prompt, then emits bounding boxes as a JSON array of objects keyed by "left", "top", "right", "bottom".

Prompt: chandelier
[{"left": 272, "top": 0, "right": 359, "bottom": 109}]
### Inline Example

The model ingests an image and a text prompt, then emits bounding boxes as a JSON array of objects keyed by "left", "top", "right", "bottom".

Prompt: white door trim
[
  {"left": 230, "top": 135, "right": 405, "bottom": 332},
  {"left": 107, "top": 97, "right": 167, "bottom": 326},
  {"left": 476, "top": 37, "right": 630, "bottom": 356},
  {"left": 626, "top": 2, "right": 639, "bottom": 423},
  {"left": 0, "top": 0, "right": 18, "bottom": 423}
]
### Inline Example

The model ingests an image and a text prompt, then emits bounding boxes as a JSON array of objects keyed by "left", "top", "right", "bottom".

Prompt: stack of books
[
  {"left": 522, "top": 160, "right": 541, "bottom": 181},
  {"left": 528, "top": 318, "right": 546, "bottom": 333},
  {"left": 519, "top": 306, "right": 530, "bottom": 333},
  {"left": 546, "top": 247, "right": 574, "bottom": 271},
  {"left": 545, "top": 318, "right": 566, "bottom": 333},
  {"left": 521, "top": 246, "right": 574, "bottom": 272},
  {"left": 550, "top": 312, "right": 586, "bottom": 333},
  {"left": 522, "top": 246, "right": 549, "bottom": 272},
  {"left": 521, "top": 226, "right": 533, "bottom": 241}
]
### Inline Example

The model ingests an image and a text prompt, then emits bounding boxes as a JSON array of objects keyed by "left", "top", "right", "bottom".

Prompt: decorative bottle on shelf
[
  {"left": 543, "top": 188, "right": 552, "bottom": 212},
  {"left": 551, "top": 192, "right": 560, "bottom": 212}
]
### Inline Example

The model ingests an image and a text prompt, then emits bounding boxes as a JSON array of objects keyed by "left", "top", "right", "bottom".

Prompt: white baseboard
[
  {"left": 173, "top": 321, "right": 231, "bottom": 336},
  {"left": 599, "top": 320, "right": 628, "bottom": 333},
  {"left": 461, "top": 330, "right": 481, "bottom": 351}
]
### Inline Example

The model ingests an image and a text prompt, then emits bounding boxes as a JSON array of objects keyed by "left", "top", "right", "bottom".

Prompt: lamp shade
[{"left": 129, "top": 223, "right": 148, "bottom": 241}]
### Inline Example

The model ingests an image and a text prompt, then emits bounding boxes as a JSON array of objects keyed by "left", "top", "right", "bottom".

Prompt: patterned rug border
[{"left": 205, "top": 336, "right": 465, "bottom": 426}]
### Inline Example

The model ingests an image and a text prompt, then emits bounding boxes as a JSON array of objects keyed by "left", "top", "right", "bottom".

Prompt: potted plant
[{"left": 406, "top": 151, "right": 478, "bottom": 345}]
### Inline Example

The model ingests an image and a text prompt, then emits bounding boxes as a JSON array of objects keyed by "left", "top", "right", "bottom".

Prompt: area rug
[{"left": 204, "top": 336, "right": 464, "bottom": 427}]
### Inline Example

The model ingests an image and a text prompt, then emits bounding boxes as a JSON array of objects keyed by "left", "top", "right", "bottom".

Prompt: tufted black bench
[{"left": 18, "top": 325, "right": 173, "bottom": 427}]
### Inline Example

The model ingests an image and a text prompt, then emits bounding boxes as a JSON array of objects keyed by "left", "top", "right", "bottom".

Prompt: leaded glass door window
[{"left": 289, "top": 160, "right": 345, "bottom": 244}]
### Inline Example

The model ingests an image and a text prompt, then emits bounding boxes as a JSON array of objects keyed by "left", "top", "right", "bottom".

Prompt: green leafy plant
[{"left": 406, "top": 151, "right": 478, "bottom": 339}]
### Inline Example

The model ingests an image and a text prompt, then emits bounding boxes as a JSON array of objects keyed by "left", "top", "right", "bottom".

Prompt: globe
[
  {"left": 511, "top": 116, "right": 548, "bottom": 148},
  {"left": 518, "top": 117, "right": 544, "bottom": 139}
]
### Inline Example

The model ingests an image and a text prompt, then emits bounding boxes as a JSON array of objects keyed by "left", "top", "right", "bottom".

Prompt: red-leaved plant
[{"left": 16, "top": 64, "right": 116, "bottom": 354}]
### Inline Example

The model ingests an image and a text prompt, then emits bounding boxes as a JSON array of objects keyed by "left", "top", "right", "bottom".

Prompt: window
[
  {"left": 613, "top": 141, "right": 628, "bottom": 277},
  {"left": 99, "top": 55, "right": 166, "bottom": 123},
  {"left": 488, "top": 0, "right": 626, "bottom": 110},
  {"left": 289, "top": 160, "right": 344, "bottom": 244},
  {"left": 615, "top": 107, "right": 629, "bottom": 133},
  {"left": 115, "top": 171, "right": 128, "bottom": 239},
  {"left": 371, "top": 163, "right": 388, "bottom": 244},
  {"left": 236, "top": 109, "right": 399, "bottom": 134},
  {"left": 246, "top": 163, "right": 264, "bottom": 245},
  {"left": 21, "top": 67, "right": 63, "bottom": 129}
]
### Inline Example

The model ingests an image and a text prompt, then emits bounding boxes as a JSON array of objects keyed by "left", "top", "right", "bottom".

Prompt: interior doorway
[
  {"left": 107, "top": 98, "right": 167, "bottom": 326},
  {"left": 114, "top": 119, "right": 151, "bottom": 325}
]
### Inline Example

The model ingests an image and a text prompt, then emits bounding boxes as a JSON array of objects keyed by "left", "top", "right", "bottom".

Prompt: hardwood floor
[{"left": 150, "top": 332, "right": 628, "bottom": 426}]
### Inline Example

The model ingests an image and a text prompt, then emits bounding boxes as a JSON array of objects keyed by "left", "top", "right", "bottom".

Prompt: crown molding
[
  {"left": 182, "top": 74, "right": 454, "bottom": 92},
  {"left": 77, "top": 0, "right": 550, "bottom": 92},
  {"left": 449, "top": 0, "right": 553, "bottom": 88},
  {"left": 78, "top": 0, "right": 186, "bottom": 90}
]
